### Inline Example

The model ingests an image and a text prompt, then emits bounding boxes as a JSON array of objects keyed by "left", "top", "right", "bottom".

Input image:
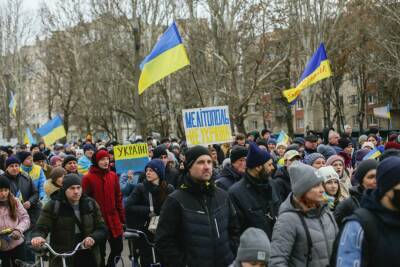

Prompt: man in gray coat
[{"left": 269, "top": 161, "right": 338, "bottom": 267}]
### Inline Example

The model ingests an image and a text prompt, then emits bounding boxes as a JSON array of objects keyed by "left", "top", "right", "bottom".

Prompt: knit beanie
[
  {"left": 317, "top": 166, "right": 340, "bottom": 183},
  {"left": 377, "top": 157, "right": 400, "bottom": 198},
  {"left": 288, "top": 161, "right": 324, "bottom": 198},
  {"left": 5, "top": 156, "right": 20, "bottom": 168},
  {"left": 83, "top": 144, "right": 95, "bottom": 152},
  {"left": 256, "top": 139, "right": 268, "bottom": 148},
  {"left": 267, "top": 139, "right": 277, "bottom": 145},
  {"left": 62, "top": 155, "right": 78, "bottom": 168},
  {"left": 145, "top": 159, "right": 165, "bottom": 181},
  {"left": 317, "top": 144, "right": 336, "bottom": 160},
  {"left": 338, "top": 138, "right": 352, "bottom": 149},
  {"left": 246, "top": 142, "right": 271, "bottom": 169},
  {"left": 326, "top": 155, "right": 344, "bottom": 166},
  {"left": 304, "top": 153, "right": 325, "bottom": 166},
  {"left": 236, "top": 227, "right": 270, "bottom": 263},
  {"left": 305, "top": 134, "right": 318, "bottom": 142},
  {"left": 286, "top": 144, "right": 300, "bottom": 152},
  {"left": 33, "top": 152, "right": 47, "bottom": 162},
  {"left": 230, "top": 146, "right": 248, "bottom": 164},
  {"left": 184, "top": 146, "right": 211, "bottom": 170},
  {"left": 355, "top": 149, "right": 371, "bottom": 163},
  {"left": 92, "top": 149, "right": 110, "bottom": 165},
  {"left": 293, "top": 137, "right": 305, "bottom": 146},
  {"left": 16, "top": 151, "right": 31, "bottom": 164},
  {"left": 355, "top": 159, "right": 378, "bottom": 185},
  {"left": 50, "top": 156, "right": 63, "bottom": 167},
  {"left": 0, "top": 176, "right": 10, "bottom": 190},
  {"left": 62, "top": 173, "right": 81, "bottom": 190},
  {"left": 152, "top": 145, "right": 168, "bottom": 159},
  {"left": 50, "top": 167, "right": 66, "bottom": 182}
]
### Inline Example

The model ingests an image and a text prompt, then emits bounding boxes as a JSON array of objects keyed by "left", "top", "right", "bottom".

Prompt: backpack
[{"left": 329, "top": 208, "right": 379, "bottom": 267}]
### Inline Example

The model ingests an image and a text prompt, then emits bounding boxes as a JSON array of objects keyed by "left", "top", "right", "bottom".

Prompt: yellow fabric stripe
[
  {"left": 283, "top": 60, "right": 332, "bottom": 102},
  {"left": 42, "top": 125, "right": 66, "bottom": 145},
  {"left": 139, "top": 44, "right": 190, "bottom": 94}
]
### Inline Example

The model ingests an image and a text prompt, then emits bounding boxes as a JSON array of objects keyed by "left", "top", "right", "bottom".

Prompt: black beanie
[
  {"left": 0, "top": 176, "right": 10, "bottom": 190},
  {"left": 355, "top": 159, "right": 378, "bottom": 185},
  {"left": 377, "top": 157, "right": 400, "bottom": 198},
  {"left": 5, "top": 156, "right": 20, "bottom": 168},
  {"left": 338, "top": 138, "right": 352, "bottom": 149},
  {"left": 230, "top": 146, "right": 248, "bottom": 163},
  {"left": 16, "top": 151, "right": 32, "bottom": 164},
  {"left": 33, "top": 152, "right": 47, "bottom": 162},
  {"left": 62, "top": 155, "right": 78, "bottom": 168},
  {"left": 62, "top": 174, "right": 81, "bottom": 190},
  {"left": 152, "top": 145, "right": 168, "bottom": 159},
  {"left": 185, "top": 146, "right": 210, "bottom": 170}
]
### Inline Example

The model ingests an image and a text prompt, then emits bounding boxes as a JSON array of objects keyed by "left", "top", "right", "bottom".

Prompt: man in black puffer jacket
[
  {"left": 155, "top": 146, "right": 239, "bottom": 267},
  {"left": 229, "top": 142, "right": 281, "bottom": 238},
  {"left": 216, "top": 145, "right": 248, "bottom": 191}
]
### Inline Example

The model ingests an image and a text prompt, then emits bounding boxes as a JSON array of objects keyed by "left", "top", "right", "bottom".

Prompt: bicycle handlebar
[
  {"left": 29, "top": 242, "right": 86, "bottom": 257},
  {"left": 124, "top": 228, "right": 155, "bottom": 247}
]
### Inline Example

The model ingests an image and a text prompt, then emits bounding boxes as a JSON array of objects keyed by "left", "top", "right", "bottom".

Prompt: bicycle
[
  {"left": 124, "top": 228, "right": 161, "bottom": 267},
  {"left": 15, "top": 242, "right": 86, "bottom": 267}
]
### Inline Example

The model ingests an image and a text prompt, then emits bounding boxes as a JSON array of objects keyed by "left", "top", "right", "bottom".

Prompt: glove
[{"left": 10, "top": 230, "right": 22, "bottom": 240}]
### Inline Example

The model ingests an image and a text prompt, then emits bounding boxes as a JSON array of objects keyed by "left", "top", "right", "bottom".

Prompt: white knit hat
[{"left": 317, "top": 166, "right": 340, "bottom": 183}]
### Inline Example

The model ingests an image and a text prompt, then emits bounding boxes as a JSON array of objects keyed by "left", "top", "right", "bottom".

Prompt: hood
[
  {"left": 44, "top": 180, "right": 61, "bottom": 196},
  {"left": 88, "top": 165, "right": 109, "bottom": 176},
  {"left": 279, "top": 193, "right": 329, "bottom": 218},
  {"left": 349, "top": 185, "right": 363, "bottom": 199},
  {"left": 220, "top": 164, "right": 243, "bottom": 181},
  {"left": 361, "top": 189, "right": 400, "bottom": 227}
]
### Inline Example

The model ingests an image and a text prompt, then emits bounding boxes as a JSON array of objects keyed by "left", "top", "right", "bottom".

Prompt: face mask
[{"left": 391, "top": 189, "right": 400, "bottom": 211}]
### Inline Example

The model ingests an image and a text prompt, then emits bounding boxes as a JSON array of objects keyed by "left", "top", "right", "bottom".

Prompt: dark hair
[
  {"left": 7, "top": 192, "right": 18, "bottom": 221},
  {"left": 235, "top": 133, "right": 245, "bottom": 140},
  {"left": 0, "top": 154, "right": 6, "bottom": 172},
  {"left": 158, "top": 180, "right": 170, "bottom": 203},
  {"left": 380, "top": 149, "right": 400, "bottom": 162}
]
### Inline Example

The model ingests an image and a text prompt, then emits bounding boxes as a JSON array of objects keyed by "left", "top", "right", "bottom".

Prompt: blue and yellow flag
[
  {"left": 363, "top": 148, "right": 381, "bottom": 160},
  {"left": 138, "top": 22, "right": 190, "bottom": 95},
  {"left": 8, "top": 92, "right": 17, "bottom": 117},
  {"left": 277, "top": 130, "right": 289, "bottom": 145},
  {"left": 373, "top": 105, "right": 391, "bottom": 119},
  {"left": 36, "top": 115, "right": 66, "bottom": 145},
  {"left": 283, "top": 43, "right": 333, "bottom": 103},
  {"left": 24, "top": 128, "right": 36, "bottom": 145}
]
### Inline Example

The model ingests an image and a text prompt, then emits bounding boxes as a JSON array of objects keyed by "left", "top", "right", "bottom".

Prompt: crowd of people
[{"left": 0, "top": 125, "right": 399, "bottom": 267}]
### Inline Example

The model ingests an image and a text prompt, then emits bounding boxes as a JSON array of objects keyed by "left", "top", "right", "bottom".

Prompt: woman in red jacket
[{"left": 82, "top": 149, "right": 125, "bottom": 267}]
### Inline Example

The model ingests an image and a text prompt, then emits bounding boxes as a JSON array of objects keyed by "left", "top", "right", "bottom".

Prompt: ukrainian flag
[
  {"left": 283, "top": 43, "right": 333, "bottom": 103},
  {"left": 24, "top": 128, "right": 36, "bottom": 145},
  {"left": 277, "top": 130, "right": 289, "bottom": 145},
  {"left": 363, "top": 148, "right": 382, "bottom": 160},
  {"left": 373, "top": 105, "right": 391, "bottom": 119},
  {"left": 138, "top": 22, "right": 190, "bottom": 95},
  {"left": 36, "top": 115, "right": 66, "bottom": 145},
  {"left": 8, "top": 92, "right": 16, "bottom": 117}
]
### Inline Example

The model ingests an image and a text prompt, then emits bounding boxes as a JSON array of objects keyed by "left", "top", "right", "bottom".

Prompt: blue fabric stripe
[
  {"left": 140, "top": 22, "right": 182, "bottom": 70},
  {"left": 36, "top": 115, "right": 63, "bottom": 136},
  {"left": 115, "top": 157, "right": 150, "bottom": 174},
  {"left": 298, "top": 43, "right": 329, "bottom": 83}
]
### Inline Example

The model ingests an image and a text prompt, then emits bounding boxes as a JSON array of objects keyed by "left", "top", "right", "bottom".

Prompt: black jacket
[
  {"left": 228, "top": 171, "right": 281, "bottom": 238},
  {"left": 215, "top": 164, "right": 243, "bottom": 191},
  {"left": 2, "top": 171, "right": 41, "bottom": 227},
  {"left": 334, "top": 185, "right": 363, "bottom": 226},
  {"left": 155, "top": 175, "right": 239, "bottom": 267},
  {"left": 125, "top": 180, "right": 174, "bottom": 230},
  {"left": 273, "top": 167, "right": 291, "bottom": 201}
]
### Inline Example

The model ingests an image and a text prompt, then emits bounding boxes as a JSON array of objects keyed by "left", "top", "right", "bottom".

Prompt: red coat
[{"left": 82, "top": 166, "right": 125, "bottom": 238}]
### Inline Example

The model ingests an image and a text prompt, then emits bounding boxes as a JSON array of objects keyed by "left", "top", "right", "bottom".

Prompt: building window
[
  {"left": 352, "top": 115, "right": 358, "bottom": 127},
  {"left": 350, "top": 95, "right": 357, "bottom": 105},
  {"left": 251, "top": 120, "right": 258, "bottom": 129},
  {"left": 296, "top": 118, "right": 304, "bottom": 129},
  {"left": 367, "top": 114, "right": 377, "bottom": 125},
  {"left": 296, "top": 99, "right": 304, "bottom": 110},
  {"left": 368, "top": 93, "right": 377, "bottom": 105}
]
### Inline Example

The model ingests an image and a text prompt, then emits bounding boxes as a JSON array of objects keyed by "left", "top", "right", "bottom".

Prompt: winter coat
[
  {"left": 155, "top": 175, "right": 239, "bottom": 267},
  {"left": 42, "top": 180, "right": 62, "bottom": 205},
  {"left": 0, "top": 197, "right": 30, "bottom": 251},
  {"left": 228, "top": 172, "right": 281, "bottom": 238},
  {"left": 215, "top": 164, "right": 243, "bottom": 191},
  {"left": 119, "top": 172, "right": 140, "bottom": 206},
  {"left": 82, "top": 166, "right": 125, "bottom": 238},
  {"left": 269, "top": 193, "right": 338, "bottom": 267},
  {"left": 21, "top": 164, "right": 46, "bottom": 199},
  {"left": 273, "top": 167, "right": 292, "bottom": 201},
  {"left": 32, "top": 190, "right": 108, "bottom": 267},
  {"left": 339, "top": 170, "right": 352, "bottom": 201},
  {"left": 125, "top": 180, "right": 174, "bottom": 230},
  {"left": 334, "top": 185, "right": 363, "bottom": 226},
  {"left": 2, "top": 172, "right": 41, "bottom": 227}
]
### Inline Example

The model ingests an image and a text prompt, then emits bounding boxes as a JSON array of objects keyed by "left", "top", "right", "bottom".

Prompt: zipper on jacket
[{"left": 214, "top": 218, "right": 220, "bottom": 239}]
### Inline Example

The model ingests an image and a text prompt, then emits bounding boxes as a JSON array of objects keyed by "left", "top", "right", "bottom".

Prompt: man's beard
[{"left": 259, "top": 167, "right": 270, "bottom": 181}]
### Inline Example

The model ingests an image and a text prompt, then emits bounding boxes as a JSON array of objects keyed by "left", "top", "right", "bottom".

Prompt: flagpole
[{"left": 190, "top": 66, "right": 205, "bottom": 106}]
